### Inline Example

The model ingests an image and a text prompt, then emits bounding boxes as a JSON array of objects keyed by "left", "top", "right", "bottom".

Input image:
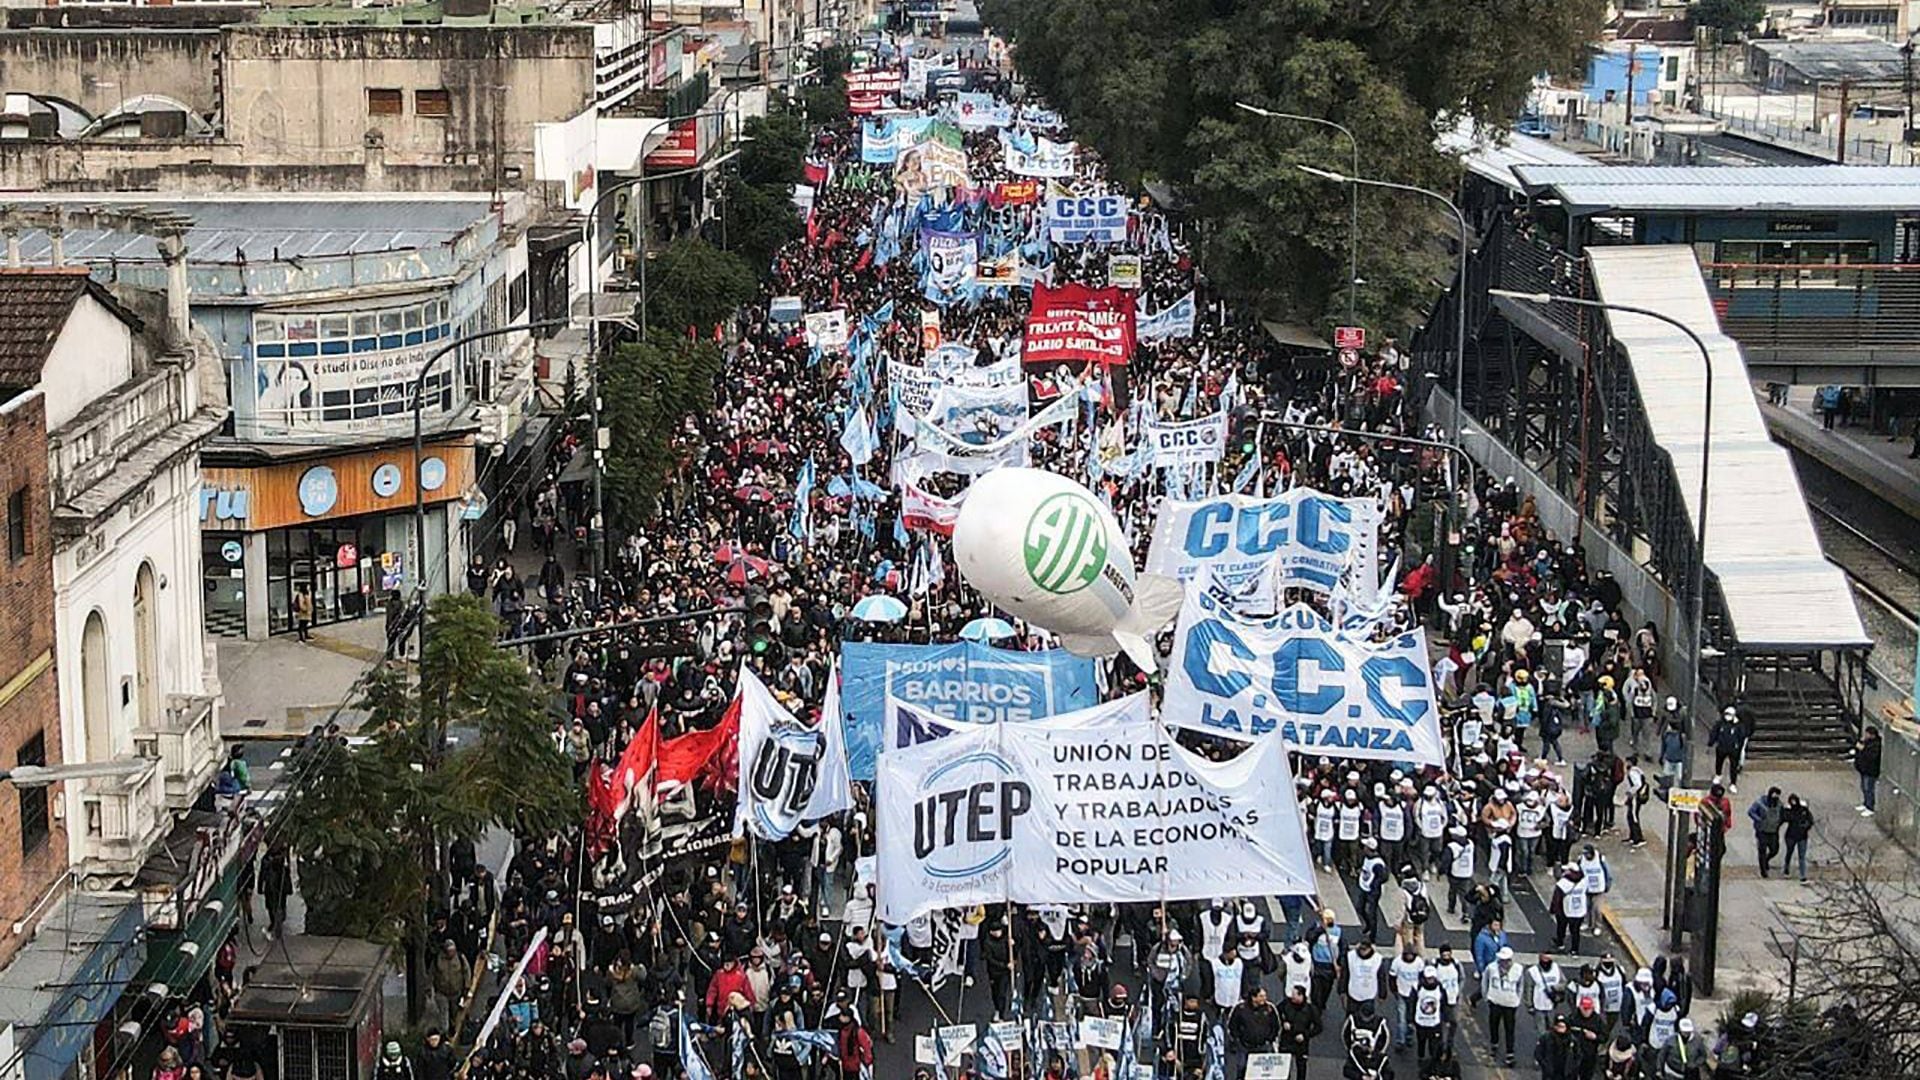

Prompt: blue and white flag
[
  {"left": 679, "top": 1012, "right": 716, "bottom": 1080},
  {"left": 1204, "top": 1022, "right": 1226, "bottom": 1080},
  {"left": 1138, "top": 291, "right": 1198, "bottom": 343},
  {"left": 775, "top": 1029, "right": 838, "bottom": 1067},
  {"left": 976, "top": 1028, "right": 1010, "bottom": 1080},
  {"left": 1231, "top": 453, "right": 1260, "bottom": 494},
  {"left": 840, "top": 406, "right": 878, "bottom": 467},
  {"left": 729, "top": 1015, "right": 748, "bottom": 1079}
]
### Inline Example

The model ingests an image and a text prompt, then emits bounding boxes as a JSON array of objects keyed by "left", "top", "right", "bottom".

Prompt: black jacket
[
  {"left": 1278, "top": 998, "right": 1322, "bottom": 1053},
  {"left": 1227, "top": 1001, "right": 1281, "bottom": 1051}
]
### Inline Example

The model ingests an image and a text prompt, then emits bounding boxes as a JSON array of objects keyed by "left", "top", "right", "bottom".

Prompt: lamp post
[
  {"left": 1235, "top": 102, "right": 1361, "bottom": 325},
  {"left": 1297, "top": 165, "right": 1470, "bottom": 448},
  {"left": 1491, "top": 288, "right": 1717, "bottom": 946},
  {"left": 411, "top": 318, "right": 565, "bottom": 654}
]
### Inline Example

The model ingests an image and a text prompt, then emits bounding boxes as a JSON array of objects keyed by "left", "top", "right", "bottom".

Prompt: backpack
[{"left": 1408, "top": 892, "right": 1431, "bottom": 925}]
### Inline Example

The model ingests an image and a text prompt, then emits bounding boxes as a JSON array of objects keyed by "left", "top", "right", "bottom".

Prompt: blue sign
[
  {"left": 839, "top": 641, "right": 1100, "bottom": 781},
  {"left": 297, "top": 466, "right": 339, "bottom": 517},
  {"left": 420, "top": 456, "right": 448, "bottom": 492},
  {"left": 1047, "top": 193, "right": 1128, "bottom": 244},
  {"left": 371, "top": 463, "right": 403, "bottom": 498}
]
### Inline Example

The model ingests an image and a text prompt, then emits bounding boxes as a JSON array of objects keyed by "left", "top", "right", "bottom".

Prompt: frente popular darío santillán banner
[
  {"left": 1021, "top": 282, "right": 1136, "bottom": 368},
  {"left": 876, "top": 707, "right": 1317, "bottom": 923}
]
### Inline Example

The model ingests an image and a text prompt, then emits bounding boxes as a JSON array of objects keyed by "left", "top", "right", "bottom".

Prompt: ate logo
[{"left": 1022, "top": 492, "right": 1107, "bottom": 595}]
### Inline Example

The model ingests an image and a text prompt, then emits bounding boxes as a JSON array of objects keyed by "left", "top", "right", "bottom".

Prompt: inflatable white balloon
[{"left": 952, "top": 467, "right": 1182, "bottom": 670}]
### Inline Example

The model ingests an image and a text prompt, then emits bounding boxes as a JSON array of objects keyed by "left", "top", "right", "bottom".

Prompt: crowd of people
[{"left": 259, "top": 28, "right": 1867, "bottom": 1080}]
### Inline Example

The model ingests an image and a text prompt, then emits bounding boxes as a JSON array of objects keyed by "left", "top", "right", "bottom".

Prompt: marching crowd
[{"left": 340, "top": 31, "right": 1876, "bottom": 1080}]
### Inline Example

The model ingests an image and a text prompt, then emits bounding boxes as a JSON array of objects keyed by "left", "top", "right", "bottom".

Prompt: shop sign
[
  {"left": 199, "top": 486, "right": 251, "bottom": 524},
  {"left": 298, "top": 467, "right": 340, "bottom": 517},
  {"left": 1334, "top": 326, "right": 1366, "bottom": 350},
  {"left": 336, "top": 544, "right": 359, "bottom": 568},
  {"left": 371, "top": 463, "right": 403, "bottom": 498},
  {"left": 643, "top": 119, "right": 700, "bottom": 169},
  {"left": 220, "top": 540, "right": 244, "bottom": 564}
]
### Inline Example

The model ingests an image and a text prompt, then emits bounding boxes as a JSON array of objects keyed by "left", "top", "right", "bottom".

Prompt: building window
[
  {"left": 415, "top": 90, "right": 452, "bottom": 118},
  {"left": 367, "top": 89, "right": 404, "bottom": 116},
  {"left": 8, "top": 486, "right": 26, "bottom": 560},
  {"left": 16, "top": 732, "right": 48, "bottom": 855}
]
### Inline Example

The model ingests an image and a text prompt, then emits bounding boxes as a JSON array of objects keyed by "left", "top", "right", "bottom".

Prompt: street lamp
[
  {"left": 1235, "top": 102, "right": 1361, "bottom": 324},
  {"left": 1296, "top": 165, "right": 1470, "bottom": 449},
  {"left": 0, "top": 760, "right": 157, "bottom": 786},
  {"left": 410, "top": 318, "right": 566, "bottom": 652}
]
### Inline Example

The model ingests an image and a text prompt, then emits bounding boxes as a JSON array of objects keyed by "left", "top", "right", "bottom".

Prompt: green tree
[
  {"left": 718, "top": 173, "right": 803, "bottom": 273},
  {"left": 640, "top": 237, "right": 758, "bottom": 339},
  {"left": 978, "top": 0, "right": 1605, "bottom": 332},
  {"left": 284, "top": 593, "right": 575, "bottom": 960},
  {"left": 1691, "top": 0, "right": 1765, "bottom": 40},
  {"left": 801, "top": 44, "right": 853, "bottom": 126},
  {"left": 599, "top": 334, "right": 726, "bottom": 528}
]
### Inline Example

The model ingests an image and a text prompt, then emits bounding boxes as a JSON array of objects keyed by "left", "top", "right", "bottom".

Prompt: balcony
[
  {"left": 48, "top": 367, "right": 184, "bottom": 514},
  {"left": 133, "top": 693, "right": 223, "bottom": 811},
  {"left": 77, "top": 757, "right": 169, "bottom": 890}
]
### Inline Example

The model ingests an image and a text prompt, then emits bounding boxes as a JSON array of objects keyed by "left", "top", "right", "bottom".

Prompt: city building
[{"left": 0, "top": 214, "right": 231, "bottom": 1080}]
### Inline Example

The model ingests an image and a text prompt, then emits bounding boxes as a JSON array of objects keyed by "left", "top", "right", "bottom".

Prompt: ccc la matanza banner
[
  {"left": 875, "top": 704, "right": 1316, "bottom": 923},
  {"left": 1161, "top": 588, "right": 1445, "bottom": 764}
]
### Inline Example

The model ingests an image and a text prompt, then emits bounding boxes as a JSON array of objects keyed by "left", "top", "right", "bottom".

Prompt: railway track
[{"left": 1810, "top": 501, "right": 1920, "bottom": 626}]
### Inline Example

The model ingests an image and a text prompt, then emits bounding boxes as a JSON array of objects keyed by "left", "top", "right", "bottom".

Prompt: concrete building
[
  {"left": 0, "top": 227, "right": 231, "bottom": 1080},
  {"left": 0, "top": 194, "right": 548, "bottom": 641}
]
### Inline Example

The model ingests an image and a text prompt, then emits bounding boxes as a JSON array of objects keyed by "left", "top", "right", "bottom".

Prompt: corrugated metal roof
[
  {"left": 1436, "top": 120, "right": 1598, "bottom": 193},
  {"left": 1510, "top": 164, "right": 1920, "bottom": 213},
  {"left": 6, "top": 198, "right": 497, "bottom": 266},
  {"left": 1586, "top": 245, "right": 1870, "bottom": 650}
]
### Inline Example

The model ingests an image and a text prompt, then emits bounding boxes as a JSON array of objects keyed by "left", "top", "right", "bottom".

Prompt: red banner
[
  {"left": 901, "top": 482, "right": 963, "bottom": 536},
  {"left": 1022, "top": 282, "right": 1137, "bottom": 368},
  {"left": 996, "top": 180, "right": 1040, "bottom": 205},
  {"left": 846, "top": 67, "right": 902, "bottom": 115},
  {"left": 643, "top": 118, "right": 699, "bottom": 169}
]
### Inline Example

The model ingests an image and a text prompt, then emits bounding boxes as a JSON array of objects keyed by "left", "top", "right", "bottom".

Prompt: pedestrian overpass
[{"left": 1412, "top": 233, "right": 1874, "bottom": 755}]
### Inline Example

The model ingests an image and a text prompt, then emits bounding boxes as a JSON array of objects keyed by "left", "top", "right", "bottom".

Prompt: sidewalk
[
  {"left": 1555, "top": 722, "right": 1917, "bottom": 1006},
  {"left": 216, "top": 616, "right": 389, "bottom": 738},
  {"left": 1761, "top": 387, "right": 1920, "bottom": 521}
]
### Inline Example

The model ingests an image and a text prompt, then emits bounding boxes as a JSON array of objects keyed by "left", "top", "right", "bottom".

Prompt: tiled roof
[{"left": 0, "top": 269, "right": 89, "bottom": 384}]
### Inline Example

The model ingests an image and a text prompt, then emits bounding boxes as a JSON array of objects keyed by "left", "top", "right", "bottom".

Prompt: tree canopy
[
  {"left": 1691, "top": 0, "right": 1766, "bottom": 40},
  {"left": 640, "top": 236, "right": 759, "bottom": 338},
  {"left": 283, "top": 594, "right": 574, "bottom": 946},
  {"left": 599, "top": 334, "right": 726, "bottom": 528},
  {"left": 979, "top": 0, "right": 1604, "bottom": 332}
]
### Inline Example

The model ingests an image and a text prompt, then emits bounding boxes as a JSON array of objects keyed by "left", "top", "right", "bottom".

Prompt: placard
[
  {"left": 1334, "top": 326, "right": 1366, "bottom": 351},
  {"left": 1108, "top": 254, "right": 1142, "bottom": 289},
  {"left": 1247, "top": 1054, "right": 1294, "bottom": 1080},
  {"left": 1078, "top": 1016, "right": 1123, "bottom": 1050}
]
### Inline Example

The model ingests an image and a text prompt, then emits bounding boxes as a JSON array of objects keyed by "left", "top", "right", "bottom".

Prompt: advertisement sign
[
  {"left": 1161, "top": 591, "right": 1445, "bottom": 762},
  {"left": 1144, "top": 488, "right": 1380, "bottom": 595},
  {"left": 532, "top": 107, "right": 598, "bottom": 211},
  {"left": 1048, "top": 192, "right": 1130, "bottom": 245},
  {"left": 874, "top": 707, "right": 1317, "bottom": 922},
  {"left": 839, "top": 642, "right": 1100, "bottom": 781},
  {"left": 1334, "top": 326, "right": 1367, "bottom": 351},
  {"left": 1138, "top": 291, "right": 1198, "bottom": 343},
  {"left": 252, "top": 306, "right": 462, "bottom": 435},
  {"left": 996, "top": 180, "right": 1041, "bottom": 205},
  {"left": 1145, "top": 412, "right": 1227, "bottom": 468},
  {"left": 1022, "top": 283, "right": 1136, "bottom": 368},
  {"left": 642, "top": 118, "right": 699, "bottom": 169}
]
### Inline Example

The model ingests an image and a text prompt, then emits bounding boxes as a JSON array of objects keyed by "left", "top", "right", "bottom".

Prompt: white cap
[
  {"left": 1496, "top": 946, "right": 1514, "bottom": 960},
  {"left": 1678, "top": 1018, "right": 1696, "bottom": 1034}
]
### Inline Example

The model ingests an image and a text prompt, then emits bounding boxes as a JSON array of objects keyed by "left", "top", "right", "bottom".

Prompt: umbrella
[
  {"left": 851, "top": 594, "right": 908, "bottom": 623},
  {"left": 713, "top": 541, "right": 745, "bottom": 564},
  {"left": 959, "top": 617, "right": 1016, "bottom": 642},
  {"left": 733, "top": 485, "right": 779, "bottom": 504},
  {"left": 725, "top": 555, "right": 772, "bottom": 585}
]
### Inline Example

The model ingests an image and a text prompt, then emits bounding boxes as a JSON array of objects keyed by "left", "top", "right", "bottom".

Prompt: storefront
[{"left": 199, "top": 439, "right": 478, "bottom": 640}]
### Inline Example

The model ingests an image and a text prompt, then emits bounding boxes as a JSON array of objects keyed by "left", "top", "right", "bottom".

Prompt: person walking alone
[{"left": 1850, "top": 727, "right": 1882, "bottom": 817}]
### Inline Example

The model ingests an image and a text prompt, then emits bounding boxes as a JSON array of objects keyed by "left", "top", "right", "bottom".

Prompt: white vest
[
  {"left": 1345, "top": 950, "right": 1384, "bottom": 1001},
  {"left": 1414, "top": 985, "right": 1446, "bottom": 1027},
  {"left": 1377, "top": 802, "right": 1405, "bottom": 841},
  {"left": 1482, "top": 963, "right": 1524, "bottom": 1008},
  {"left": 1338, "top": 804, "right": 1363, "bottom": 840}
]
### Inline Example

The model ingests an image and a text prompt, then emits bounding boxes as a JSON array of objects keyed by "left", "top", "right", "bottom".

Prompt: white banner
[
  {"left": 901, "top": 481, "right": 964, "bottom": 536},
  {"left": 1108, "top": 255, "right": 1142, "bottom": 290},
  {"left": 804, "top": 309, "right": 850, "bottom": 351},
  {"left": 924, "top": 230, "right": 978, "bottom": 291},
  {"left": 885, "top": 692, "right": 1148, "bottom": 754},
  {"left": 1144, "top": 489, "right": 1380, "bottom": 596},
  {"left": 1047, "top": 192, "right": 1129, "bottom": 245},
  {"left": 1003, "top": 135, "right": 1078, "bottom": 178},
  {"left": 875, "top": 707, "right": 1316, "bottom": 922},
  {"left": 891, "top": 360, "right": 943, "bottom": 416},
  {"left": 1137, "top": 292, "right": 1197, "bottom": 343},
  {"left": 737, "top": 669, "right": 851, "bottom": 840},
  {"left": 1145, "top": 412, "right": 1227, "bottom": 467},
  {"left": 1161, "top": 590, "right": 1445, "bottom": 763}
]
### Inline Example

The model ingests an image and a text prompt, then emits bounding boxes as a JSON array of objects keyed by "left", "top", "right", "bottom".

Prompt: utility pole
[{"left": 1837, "top": 78, "right": 1852, "bottom": 163}]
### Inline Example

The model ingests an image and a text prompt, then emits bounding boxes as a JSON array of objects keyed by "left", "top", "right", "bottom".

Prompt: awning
[
  {"left": 527, "top": 222, "right": 584, "bottom": 255},
  {"left": 558, "top": 448, "right": 595, "bottom": 485},
  {"left": 130, "top": 851, "right": 246, "bottom": 996},
  {"left": 0, "top": 893, "right": 146, "bottom": 1080},
  {"left": 1261, "top": 320, "right": 1332, "bottom": 351}
]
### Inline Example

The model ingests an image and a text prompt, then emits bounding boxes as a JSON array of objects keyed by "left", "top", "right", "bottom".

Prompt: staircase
[{"left": 1735, "top": 656, "right": 1855, "bottom": 758}]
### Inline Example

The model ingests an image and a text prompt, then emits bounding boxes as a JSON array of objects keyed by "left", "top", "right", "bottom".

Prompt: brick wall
[{"left": 0, "top": 388, "right": 62, "bottom": 967}]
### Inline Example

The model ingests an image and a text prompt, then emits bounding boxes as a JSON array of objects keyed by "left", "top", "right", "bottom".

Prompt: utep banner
[
  {"left": 876, "top": 708, "right": 1317, "bottom": 922},
  {"left": 1138, "top": 292, "right": 1197, "bottom": 343},
  {"left": 840, "top": 642, "right": 1100, "bottom": 781},
  {"left": 1161, "top": 591, "right": 1445, "bottom": 763},
  {"left": 1145, "top": 489, "right": 1380, "bottom": 595},
  {"left": 886, "top": 692, "right": 1148, "bottom": 752},
  {"left": 1022, "top": 282, "right": 1136, "bottom": 368},
  {"left": 1047, "top": 192, "right": 1129, "bottom": 245},
  {"left": 1145, "top": 412, "right": 1226, "bottom": 468}
]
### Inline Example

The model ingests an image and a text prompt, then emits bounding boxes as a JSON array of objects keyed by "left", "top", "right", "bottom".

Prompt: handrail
[{"left": 1700, "top": 261, "right": 1920, "bottom": 272}]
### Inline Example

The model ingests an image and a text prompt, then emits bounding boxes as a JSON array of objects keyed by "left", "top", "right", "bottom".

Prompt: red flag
[
  {"left": 585, "top": 761, "right": 619, "bottom": 858},
  {"left": 657, "top": 696, "right": 739, "bottom": 791},
  {"left": 853, "top": 247, "right": 873, "bottom": 273},
  {"left": 611, "top": 706, "right": 659, "bottom": 820}
]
